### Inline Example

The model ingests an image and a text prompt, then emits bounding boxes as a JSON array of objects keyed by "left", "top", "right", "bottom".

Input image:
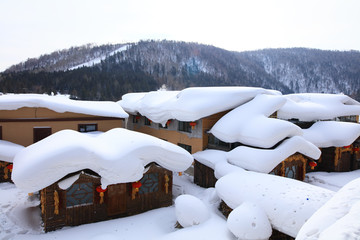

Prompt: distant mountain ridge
[{"left": 1, "top": 40, "right": 359, "bottom": 101}]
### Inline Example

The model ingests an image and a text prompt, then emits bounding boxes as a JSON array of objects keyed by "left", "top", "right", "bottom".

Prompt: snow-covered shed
[
  {"left": 119, "top": 87, "right": 280, "bottom": 154},
  {"left": 0, "top": 140, "right": 24, "bottom": 182},
  {"left": 12, "top": 128, "right": 193, "bottom": 232},
  {"left": 0, "top": 94, "right": 128, "bottom": 147}
]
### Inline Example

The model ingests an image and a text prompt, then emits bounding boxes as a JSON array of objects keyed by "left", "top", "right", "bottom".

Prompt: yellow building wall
[{"left": 0, "top": 107, "right": 124, "bottom": 146}]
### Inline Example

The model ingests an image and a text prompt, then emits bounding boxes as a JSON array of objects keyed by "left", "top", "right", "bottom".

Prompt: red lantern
[
  {"left": 309, "top": 161, "right": 317, "bottom": 170},
  {"left": 96, "top": 186, "right": 107, "bottom": 193},
  {"left": 135, "top": 116, "right": 141, "bottom": 120},
  {"left": 132, "top": 181, "right": 142, "bottom": 189},
  {"left": 189, "top": 122, "right": 197, "bottom": 129},
  {"left": 166, "top": 120, "right": 172, "bottom": 126},
  {"left": 343, "top": 145, "right": 351, "bottom": 149},
  {"left": 6, "top": 164, "right": 13, "bottom": 170},
  {"left": 353, "top": 147, "right": 359, "bottom": 152}
]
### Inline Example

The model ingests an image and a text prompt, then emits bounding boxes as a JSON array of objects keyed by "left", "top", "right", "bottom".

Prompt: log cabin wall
[
  {"left": 269, "top": 154, "right": 307, "bottom": 181},
  {"left": 318, "top": 146, "right": 358, "bottom": 172},
  {"left": 194, "top": 160, "right": 217, "bottom": 188},
  {"left": 41, "top": 164, "right": 173, "bottom": 232}
]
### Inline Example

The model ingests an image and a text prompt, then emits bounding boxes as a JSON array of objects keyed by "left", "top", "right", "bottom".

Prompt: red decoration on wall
[
  {"left": 6, "top": 164, "right": 13, "bottom": 170},
  {"left": 166, "top": 120, "right": 172, "bottom": 126},
  {"left": 96, "top": 186, "right": 107, "bottom": 193},
  {"left": 353, "top": 147, "right": 359, "bottom": 152},
  {"left": 189, "top": 122, "right": 197, "bottom": 129},
  {"left": 343, "top": 145, "right": 351, "bottom": 149},
  {"left": 309, "top": 161, "right": 317, "bottom": 170},
  {"left": 132, "top": 181, "right": 142, "bottom": 189}
]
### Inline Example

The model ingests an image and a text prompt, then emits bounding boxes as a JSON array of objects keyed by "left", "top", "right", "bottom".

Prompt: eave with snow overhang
[
  {"left": 0, "top": 94, "right": 128, "bottom": 147},
  {"left": 12, "top": 128, "right": 193, "bottom": 232}
]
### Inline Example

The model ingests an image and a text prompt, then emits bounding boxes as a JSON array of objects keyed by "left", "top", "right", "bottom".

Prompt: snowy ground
[{"left": 1, "top": 171, "right": 359, "bottom": 240}]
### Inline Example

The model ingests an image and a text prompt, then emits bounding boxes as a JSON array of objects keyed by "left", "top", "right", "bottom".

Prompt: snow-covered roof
[
  {"left": 215, "top": 171, "right": 334, "bottom": 238},
  {"left": 303, "top": 121, "right": 360, "bottom": 148},
  {"left": 296, "top": 177, "right": 360, "bottom": 240},
  {"left": 278, "top": 93, "right": 360, "bottom": 121},
  {"left": 12, "top": 128, "right": 193, "bottom": 193},
  {"left": 194, "top": 136, "right": 320, "bottom": 174},
  {"left": 0, "top": 94, "right": 128, "bottom": 118},
  {"left": 227, "top": 136, "right": 320, "bottom": 173},
  {"left": 119, "top": 87, "right": 281, "bottom": 125},
  {"left": 209, "top": 94, "right": 302, "bottom": 148},
  {"left": 0, "top": 140, "right": 24, "bottom": 162}
]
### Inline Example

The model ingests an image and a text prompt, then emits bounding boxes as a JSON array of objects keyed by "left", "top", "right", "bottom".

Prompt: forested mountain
[{"left": 1, "top": 40, "right": 359, "bottom": 101}]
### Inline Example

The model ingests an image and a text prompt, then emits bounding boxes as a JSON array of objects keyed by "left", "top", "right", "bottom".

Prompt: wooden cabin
[
  {"left": 38, "top": 163, "right": 172, "bottom": 232},
  {"left": 194, "top": 153, "right": 309, "bottom": 188},
  {"left": 0, "top": 161, "right": 13, "bottom": 182},
  {"left": 0, "top": 140, "right": 24, "bottom": 182}
]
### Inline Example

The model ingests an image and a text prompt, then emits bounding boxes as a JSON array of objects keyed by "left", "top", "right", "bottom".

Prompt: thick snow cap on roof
[
  {"left": 227, "top": 136, "right": 321, "bottom": 173},
  {"left": 303, "top": 121, "right": 360, "bottom": 148},
  {"left": 119, "top": 87, "right": 281, "bottom": 125},
  {"left": 12, "top": 128, "right": 193, "bottom": 192},
  {"left": 194, "top": 136, "right": 320, "bottom": 175},
  {"left": 216, "top": 171, "right": 334, "bottom": 238},
  {"left": 209, "top": 94, "right": 302, "bottom": 148},
  {"left": 278, "top": 93, "right": 360, "bottom": 121},
  {"left": 0, "top": 94, "right": 128, "bottom": 118},
  {"left": 296, "top": 177, "right": 360, "bottom": 240},
  {"left": 0, "top": 140, "right": 24, "bottom": 162}
]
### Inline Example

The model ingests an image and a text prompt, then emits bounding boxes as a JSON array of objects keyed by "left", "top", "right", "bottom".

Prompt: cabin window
[
  {"left": 284, "top": 165, "right": 297, "bottom": 179},
  {"left": 132, "top": 115, "right": 139, "bottom": 123},
  {"left": 139, "top": 173, "right": 159, "bottom": 194},
  {"left": 144, "top": 117, "right": 151, "bottom": 126},
  {"left": 178, "top": 143, "right": 192, "bottom": 153},
  {"left": 66, "top": 183, "right": 93, "bottom": 207},
  {"left": 78, "top": 124, "right": 97, "bottom": 132},
  {"left": 208, "top": 134, "right": 230, "bottom": 148},
  {"left": 178, "top": 121, "right": 191, "bottom": 133}
]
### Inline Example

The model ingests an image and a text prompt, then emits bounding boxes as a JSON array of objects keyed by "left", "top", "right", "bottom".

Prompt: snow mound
[
  {"left": 12, "top": 128, "right": 193, "bottom": 193},
  {"left": 227, "top": 136, "right": 321, "bottom": 173},
  {"left": 227, "top": 202, "right": 272, "bottom": 240},
  {"left": 175, "top": 194, "right": 210, "bottom": 228},
  {"left": 119, "top": 87, "right": 281, "bottom": 125},
  {"left": 210, "top": 94, "right": 302, "bottom": 148},
  {"left": 216, "top": 171, "right": 334, "bottom": 238},
  {"left": 278, "top": 93, "right": 360, "bottom": 121},
  {"left": 305, "top": 170, "right": 360, "bottom": 191},
  {"left": 296, "top": 177, "right": 360, "bottom": 240},
  {"left": 0, "top": 140, "right": 24, "bottom": 162},
  {"left": 0, "top": 93, "right": 128, "bottom": 118},
  {"left": 303, "top": 121, "right": 360, "bottom": 148}
]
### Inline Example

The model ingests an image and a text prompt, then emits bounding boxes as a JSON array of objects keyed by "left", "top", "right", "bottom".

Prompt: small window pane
[{"left": 78, "top": 124, "right": 97, "bottom": 132}]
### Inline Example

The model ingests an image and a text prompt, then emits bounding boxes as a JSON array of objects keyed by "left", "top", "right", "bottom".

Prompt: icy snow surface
[
  {"left": 303, "top": 121, "right": 360, "bottom": 148},
  {"left": 305, "top": 170, "right": 360, "bottom": 191},
  {"left": 278, "top": 93, "right": 360, "bottom": 121},
  {"left": 12, "top": 128, "right": 193, "bottom": 192},
  {"left": 296, "top": 177, "right": 360, "bottom": 240},
  {"left": 0, "top": 94, "right": 128, "bottom": 118},
  {"left": 175, "top": 194, "right": 210, "bottom": 228},
  {"left": 0, "top": 140, "right": 24, "bottom": 162},
  {"left": 209, "top": 94, "right": 302, "bottom": 148},
  {"left": 119, "top": 87, "right": 281, "bottom": 125},
  {"left": 216, "top": 171, "right": 334, "bottom": 238},
  {"left": 227, "top": 202, "right": 272, "bottom": 240}
]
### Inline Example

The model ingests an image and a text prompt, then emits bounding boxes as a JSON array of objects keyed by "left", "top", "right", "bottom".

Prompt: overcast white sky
[{"left": 0, "top": 0, "right": 359, "bottom": 72}]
